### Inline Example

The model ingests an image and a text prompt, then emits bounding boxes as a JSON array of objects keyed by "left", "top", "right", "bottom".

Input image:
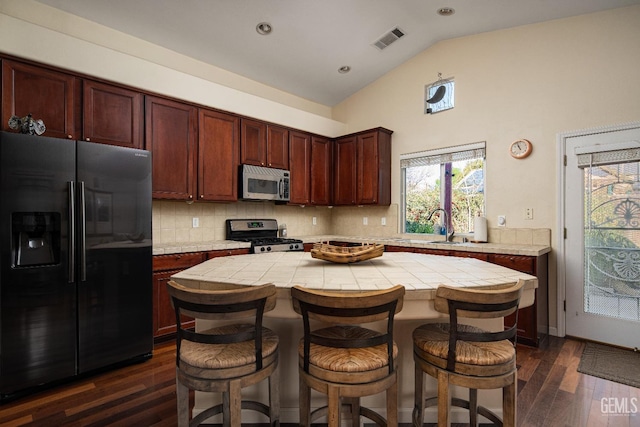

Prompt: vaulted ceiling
[{"left": 36, "top": 0, "right": 640, "bottom": 106}]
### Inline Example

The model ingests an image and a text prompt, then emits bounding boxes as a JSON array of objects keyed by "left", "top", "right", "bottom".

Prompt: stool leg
[
  {"left": 228, "top": 381, "right": 241, "bottom": 427},
  {"left": 327, "top": 386, "right": 340, "bottom": 427},
  {"left": 469, "top": 388, "right": 478, "bottom": 427},
  {"left": 503, "top": 380, "right": 517, "bottom": 427},
  {"left": 299, "top": 374, "right": 311, "bottom": 427},
  {"left": 269, "top": 361, "right": 280, "bottom": 426},
  {"left": 176, "top": 376, "right": 190, "bottom": 427},
  {"left": 387, "top": 376, "right": 398, "bottom": 427},
  {"left": 437, "top": 370, "right": 450, "bottom": 427},
  {"left": 413, "top": 363, "right": 425, "bottom": 427},
  {"left": 346, "top": 397, "right": 360, "bottom": 426},
  {"left": 222, "top": 391, "right": 231, "bottom": 427}
]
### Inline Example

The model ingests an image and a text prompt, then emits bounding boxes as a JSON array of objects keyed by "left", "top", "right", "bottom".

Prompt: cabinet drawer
[
  {"left": 153, "top": 253, "right": 204, "bottom": 271},
  {"left": 487, "top": 254, "right": 535, "bottom": 274},
  {"left": 206, "top": 248, "right": 251, "bottom": 258}
]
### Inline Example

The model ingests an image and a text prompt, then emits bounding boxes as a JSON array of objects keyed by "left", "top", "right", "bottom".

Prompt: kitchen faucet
[{"left": 427, "top": 208, "right": 455, "bottom": 242}]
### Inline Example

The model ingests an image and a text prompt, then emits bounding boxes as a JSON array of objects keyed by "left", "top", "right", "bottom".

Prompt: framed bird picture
[{"left": 424, "top": 75, "right": 454, "bottom": 114}]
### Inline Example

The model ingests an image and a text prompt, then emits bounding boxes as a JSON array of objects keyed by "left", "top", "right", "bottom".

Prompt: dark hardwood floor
[{"left": 0, "top": 336, "right": 638, "bottom": 426}]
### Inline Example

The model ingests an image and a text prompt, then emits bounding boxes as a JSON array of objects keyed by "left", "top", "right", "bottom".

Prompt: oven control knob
[
  {"left": 260, "top": 247, "right": 266, "bottom": 252},
  {"left": 266, "top": 246, "right": 272, "bottom": 251}
]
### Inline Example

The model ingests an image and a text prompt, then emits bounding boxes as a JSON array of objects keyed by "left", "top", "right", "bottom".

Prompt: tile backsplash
[{"left": 152, "top": 201, "right": 550, "bottom": 247}]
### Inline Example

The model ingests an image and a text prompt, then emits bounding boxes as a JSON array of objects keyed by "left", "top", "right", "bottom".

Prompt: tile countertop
[
  {"left": 153, "top": 235, "right": 551, "bottom": 257},
  {"left": 171, "top": 251, "right": 537, "bottom": 320}
]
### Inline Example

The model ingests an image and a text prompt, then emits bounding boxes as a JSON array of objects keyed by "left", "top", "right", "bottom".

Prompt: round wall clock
[{"left": 509, "top": 139, "right": 533, "bottom": 159}]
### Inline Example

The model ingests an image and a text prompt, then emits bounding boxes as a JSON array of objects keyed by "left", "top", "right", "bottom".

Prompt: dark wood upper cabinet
[
  {"left": 240, "top": 118, "right": 266, "bottom": 166},
  {"left": 83, "top": 80, "right": 144, "bottom": 148},
  {"left": 145, "top": 96, "right": 197, "bottom": 200},
  {"left": 1, "top": 59, "right": 80, "bottom": 140},
  {"left": 333, "top": 136, "right": 357, "bottom": 205},
  {"left": 266, "top": 124, "right": 289, "bottom": 170},
  {"left": 334, "top": 128, "right": 392, "bottom": 206},
  {"left": 310, "top": 135, "right": 333, "bottom": 205},
  {"left": 357, "top": 129, "right": 391, "bottom": 205},
  {"left": 288, "top": 130, "right": 311, "bottom": 205},
  {"left": 241, "top": 118, "right": 289, "bottom": 169},
  {"left": 198, "top": 108, "right": 239, "bottom": 201}
]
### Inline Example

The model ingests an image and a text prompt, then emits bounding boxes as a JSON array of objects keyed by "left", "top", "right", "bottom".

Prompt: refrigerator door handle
[
  {"left": 79, "top": 181, "right": 87, "bottom": 282},
  {"left": 68, "top": 181, "right": 76, "bottom": 283}
]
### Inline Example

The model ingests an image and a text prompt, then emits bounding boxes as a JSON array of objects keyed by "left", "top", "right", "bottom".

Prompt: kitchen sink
[{"left": 426, "top": 240, "right": 460, "bottom": 244}]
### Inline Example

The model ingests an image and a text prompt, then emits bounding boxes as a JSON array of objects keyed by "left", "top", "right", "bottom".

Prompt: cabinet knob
[
  {"left": 67, "top": 134, "right": 73, "bottom": 139},
  {"left": 200, "top": 195, "right": 204, "bottom": 198},
  {"left": 86, "top": 137, "right": 91, "bottom": 142},
  {"left": 188, "top": 195, "right": 193, "bottom": 199}
]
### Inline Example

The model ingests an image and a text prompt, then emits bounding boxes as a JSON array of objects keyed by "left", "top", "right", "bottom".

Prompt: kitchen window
[{"left": 400, "top": 142, "right": 485, "bottom": 235}]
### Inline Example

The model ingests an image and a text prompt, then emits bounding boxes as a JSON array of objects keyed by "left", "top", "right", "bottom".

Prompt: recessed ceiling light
[
  {"left": 338, "top": 66, "right": 351, "bottom": 74},
  {"left": 437, "top": 7, "right": 455, "bottom": 16},
  {"left": 256, "top": 22, "right": 272, "bottom": 35}
]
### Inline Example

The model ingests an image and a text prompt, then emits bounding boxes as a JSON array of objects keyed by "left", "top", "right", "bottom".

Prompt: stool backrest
[
  {"left": 291, "top": 285, "right": 405, "bottom": 374},
  {"left": 433, "top": 279, "right": 525, "bottom": 371},
  {"left": 166, "top": 280, "right": 277, "bottom": 370}
]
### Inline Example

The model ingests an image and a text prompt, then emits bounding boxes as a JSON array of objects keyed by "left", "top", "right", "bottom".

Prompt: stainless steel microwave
[{"left": 240, "top": 164, "right": 290, "bottom": 201}]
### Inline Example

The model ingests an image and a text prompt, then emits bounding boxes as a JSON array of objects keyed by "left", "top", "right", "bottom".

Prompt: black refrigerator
[{"left": 0, "top": 131, "right": 153, "bottom": 400}]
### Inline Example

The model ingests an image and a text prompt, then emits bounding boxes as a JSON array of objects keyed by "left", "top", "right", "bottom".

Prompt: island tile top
[{"left": 171, "top": 251, "right": 537, "bottom": 293}]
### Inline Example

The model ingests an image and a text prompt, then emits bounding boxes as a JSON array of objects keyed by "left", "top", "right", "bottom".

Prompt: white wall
[{"left": 332, "top": 5, "right": 640, "bottom": 329}]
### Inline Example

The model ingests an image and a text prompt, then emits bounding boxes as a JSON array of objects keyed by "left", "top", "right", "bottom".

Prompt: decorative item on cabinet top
[{"left": 8, "top": 114, "right": 46, "bottom": 135}]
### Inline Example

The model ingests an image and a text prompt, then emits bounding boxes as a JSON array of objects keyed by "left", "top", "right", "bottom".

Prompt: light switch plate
[{"left": 192, "top": 217, "right": 200, "bottom": 228}]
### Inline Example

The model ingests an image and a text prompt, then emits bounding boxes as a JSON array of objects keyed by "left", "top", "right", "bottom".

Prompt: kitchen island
[{"left": 171, "top": 251, "right": 538, "bottom": 424}]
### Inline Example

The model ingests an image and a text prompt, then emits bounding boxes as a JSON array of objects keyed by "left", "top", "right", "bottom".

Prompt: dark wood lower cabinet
[
  {"left": 152, "top": 248, "right": 251, "bottom": 341},
  {"left": 152, "top": 252, "right": 204, "bottom": 340}
]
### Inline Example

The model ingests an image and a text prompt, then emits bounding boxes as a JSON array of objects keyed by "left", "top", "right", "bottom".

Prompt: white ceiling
[{"left": 35, "top": 0, "right": 640, "bottom": 106}]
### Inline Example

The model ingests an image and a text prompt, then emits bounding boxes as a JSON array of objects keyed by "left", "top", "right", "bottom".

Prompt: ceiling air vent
[{"left": 373, "top": 27, "right": 405, "bottom": 50}]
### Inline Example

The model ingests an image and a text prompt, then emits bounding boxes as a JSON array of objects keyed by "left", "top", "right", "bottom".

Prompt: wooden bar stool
[
  {"left": 166, "top": 280, "right": 280, "bottom": 427},
  {"left": 412, "top": 280, "right": 525, "bottom": 427},
  {"left": 290, "top": 285, "right": 405, "bottom": 427}
]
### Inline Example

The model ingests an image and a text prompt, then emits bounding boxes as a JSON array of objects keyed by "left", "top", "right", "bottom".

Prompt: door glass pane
[{"left": 584, "top": 161, "right": 640, "bottom": 321}]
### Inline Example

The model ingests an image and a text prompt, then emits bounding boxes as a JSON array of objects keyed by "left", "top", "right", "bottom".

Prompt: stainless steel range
[{"left": 225, "top": 219, "right": 303, "bottom": 253}]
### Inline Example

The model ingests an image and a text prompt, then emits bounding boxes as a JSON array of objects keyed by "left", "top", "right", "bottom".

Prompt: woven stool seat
[
  {"left": 413, "top": 323, "right": 515, "bottom": 376},
  {"left": 300, "top": 325, "right": 399, "bottom": 372},
  {"left": 181, "top": 324, "right": 279, "bottom": 370}
]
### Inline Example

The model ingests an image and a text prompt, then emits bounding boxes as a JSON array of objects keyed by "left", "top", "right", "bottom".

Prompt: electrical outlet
[
  {"left": 524, "top": 208, "right": 533, "bottom": 220},
  {"left": 381, "top": 217, "right": 386, "bottom": 226},
  {"left": 312, "top": 216, "right": 317, "bottom": 226},
  {"left": 363, "top": 217, "right": 368, "bottom": 225},
  {"left": 192, "top": 217, "right": 199, "bottom": 228},
  {"left": 497, "top": 215, "right": 506, "bottom": 227}
]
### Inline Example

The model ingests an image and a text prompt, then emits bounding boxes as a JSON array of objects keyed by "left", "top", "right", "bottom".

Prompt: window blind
[{"left": 400, "top": 141, "right": 486, "bottom": 169}]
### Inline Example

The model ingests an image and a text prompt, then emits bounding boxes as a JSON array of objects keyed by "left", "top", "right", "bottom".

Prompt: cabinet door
[
  {"left": 267, "top": 124, "right": 289, "bottom": 169},
  {"left": 310, "top": 136, "right": 332, "bottom": 205},
  {"left": 145, "top": 96, "right": 197, "bottom": 200},
  {"left": 488, "top": 253, "right": 538, "bottom": 346},
  {"left": 83, "top": 80, "right": 143, "bottom": 148},
  {"left": 357, "top": 129, "right": 391, "bottom": 205},
  {"left": 153, "top": 269, "right": 195, "bottom": 338},
  {"left": 198, "top": 109, "right": 239, "bottom": 201},
  {"left": 333, "top": 136, "right": 357, "bottom": 205},
  {"left": 288, "top": 130, "right": 311, "bottom": 205},
  {"left": 240, "top": 118, "right": 266, "bottom": 166},
  {"left": 2, "top": 60, "right": 80, "bottom": 140}
]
